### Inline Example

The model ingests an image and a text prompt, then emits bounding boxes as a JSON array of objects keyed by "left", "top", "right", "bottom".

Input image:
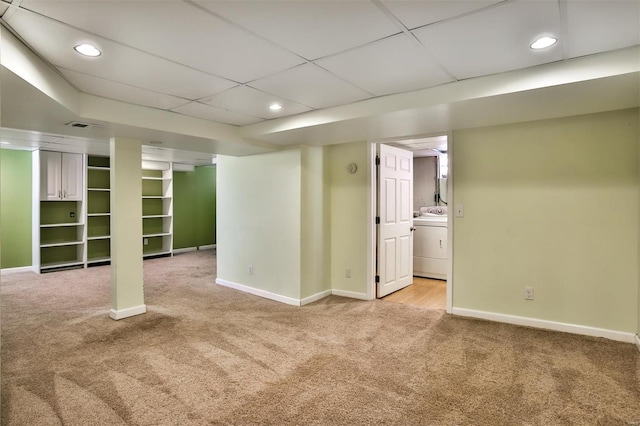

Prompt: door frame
[{"left": 368, "top": 135, "right": 454, "bottom": 313}]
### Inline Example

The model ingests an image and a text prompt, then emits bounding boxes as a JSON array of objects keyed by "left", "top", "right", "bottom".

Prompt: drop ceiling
[{"left": 0, "top": 0, "right": 639, "bottom": 162}]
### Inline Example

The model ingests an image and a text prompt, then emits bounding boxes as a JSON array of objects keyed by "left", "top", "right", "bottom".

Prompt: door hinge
[
  {"left": 375, "top": 155, "right": 380, "bottom": 166},
  {"left": 375, "top": 216, "right": 380, "bottom": 224},
  {"left": 375, "top": 275, "right": 380, "bottom": 283}
]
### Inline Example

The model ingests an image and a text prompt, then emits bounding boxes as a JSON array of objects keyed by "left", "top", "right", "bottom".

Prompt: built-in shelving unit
[
  {"left": 34, "top": 150, "right": 87, "bottom": 272},
  {"left": 142, "top": 161, "right": 173, "bottom": 258},
  {"left": 86, "top": 156, "right": 111, "bottom": 265}
]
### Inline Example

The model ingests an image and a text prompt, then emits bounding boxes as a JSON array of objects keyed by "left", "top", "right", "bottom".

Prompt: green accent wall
[
  {"left": 1, "top": 149, "right": 32, "bottom": 268},
  {"left": 173, "top": 165, "right": 216, "bottom": 249}
]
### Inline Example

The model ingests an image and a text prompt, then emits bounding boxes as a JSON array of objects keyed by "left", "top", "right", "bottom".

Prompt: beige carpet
[{"left": 2, "top": 250, "right": 639, "bottom": 425}]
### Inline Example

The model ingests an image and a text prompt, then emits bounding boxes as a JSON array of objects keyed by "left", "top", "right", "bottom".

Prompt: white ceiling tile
[
  {"left": 5, "top": 9, "right": 237, "bottom": 99},
  {"left": 203, "top": 86, "right": 311, "bottom": 120},
  {"left": 1, "top": 128, "right": 63, "bottom": 144},
  {"left": 58, "top": 67, "right": 192, "bottom": 111},
  {"left": 412, "top": 1, "right": 563, "bottom": 80},
  {"left": 565, "top": 0, "right": 640, "bottom": 59},
  {"left": 20, "top": 0, "right": 304, "bottom": 82},
  {"left": 316, "top": 34, "right": 453, "bottom": 96},
  {"left": 381, "top": 0, "right": 503, "bottom": 30},
  {"left": 249, "top": 63, "right": 371, "bottom": 109},
  {"left": 0, "top": 2, "right": 9, "bottom": 15},
  {"left": 197, "top": 1, "right": 399, "bottom": 60},
  {"left": 171, "top": 102, "right": 263, "bottom": 126}
]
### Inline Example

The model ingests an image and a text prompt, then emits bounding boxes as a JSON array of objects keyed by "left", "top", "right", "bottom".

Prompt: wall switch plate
[
  {"left": 248, "top": 265, "right": 254, "bottom": 275},
  {"left": 455, "top": 205, "right": 464, "bottom": 218},
  {"left": 70, "top": 212, "right": 75, "bottom": 218},
  {"left": 524, "top": 286, "right": 534, "bottom": 300},
  {"left": 345, "top": 269, "right": 351, "bottom": 278}
]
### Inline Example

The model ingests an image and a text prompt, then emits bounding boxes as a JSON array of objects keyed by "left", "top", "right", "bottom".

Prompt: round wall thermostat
[{"left": 347, "top": 162, "right": 358, "bottom": 174}]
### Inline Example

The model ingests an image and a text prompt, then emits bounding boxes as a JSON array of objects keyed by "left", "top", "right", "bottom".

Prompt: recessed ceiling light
[
  {"left": 74, "top": 43, "right": 101, "bottom": 57},
  {"left": 530, "top": 36, "right": 557, "bottom": 50},
  {"left": 269, "top": 103, "right": 282, "bottom": 111}
]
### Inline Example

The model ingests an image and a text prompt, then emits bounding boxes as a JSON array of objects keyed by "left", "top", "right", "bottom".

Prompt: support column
[{"left": 110, "top": 137, "right": 145, "bottom": 320}]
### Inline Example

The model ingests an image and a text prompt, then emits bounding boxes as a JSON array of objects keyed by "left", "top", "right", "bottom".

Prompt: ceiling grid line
[{"left": 371, "top": 0, "right": 459, "bottom": 82}]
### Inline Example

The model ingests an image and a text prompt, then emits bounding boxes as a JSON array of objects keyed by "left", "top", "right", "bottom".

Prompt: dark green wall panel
[
  {"left": 1, "top": 149, "right": 32, "bottom": 268},
  {"left": 173, "top": 165, "right": 216, "bottom": 249}
]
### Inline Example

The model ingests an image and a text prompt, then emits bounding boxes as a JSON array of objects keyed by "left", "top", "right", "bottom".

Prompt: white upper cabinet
[{"left": 40, "top": 151, "right": 83, "bottom": 201}]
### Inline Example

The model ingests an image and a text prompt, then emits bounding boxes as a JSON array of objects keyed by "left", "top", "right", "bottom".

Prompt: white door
[
  {"left": 61, "top": 153, "right": 83, "bottom": 200},
  {"left": 40, "top": 151, "right": 62, "bottom": 200},
  {"left": 377, "top": 144, "right": 414, "bottom": 297}
]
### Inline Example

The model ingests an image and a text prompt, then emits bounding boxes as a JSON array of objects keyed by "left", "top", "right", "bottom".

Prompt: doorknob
[{"left": 410, "top": 227, "right": 416, "bottom": 232}]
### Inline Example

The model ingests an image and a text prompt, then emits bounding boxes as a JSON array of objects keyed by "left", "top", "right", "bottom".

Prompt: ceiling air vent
[{"left": 65, "top": 121, "right": 105, "bottom": 130}]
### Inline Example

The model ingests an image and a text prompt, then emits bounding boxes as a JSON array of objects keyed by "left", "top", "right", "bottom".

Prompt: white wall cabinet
[
  {"left": 40, "top": 151, "right": 83, "bottom": 201},
  {"left": 413, "top": 223, "right": 447, "bottom": 280}
]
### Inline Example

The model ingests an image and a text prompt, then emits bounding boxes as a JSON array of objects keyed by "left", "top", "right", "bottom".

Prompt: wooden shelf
[
  {"left": 88, "top": 188, "right": 110, "bottom": 192},
  {"left": 143, "top": 250, "right": 171, "bottom": 258},
  {"left": 88, "top": 213, "right": 110, "bottom": 217},
  {"left": 143, "top": 232, "right": 171, "bottom": 238},
  {"left": 40, "top": 222, "right": 84, "bottom": 228},
  {"left": 40, "top": 240, "right": 84, "bottom": 248},
  {"left": 87, "top": 166, "right": 110, "bottom": 171},
  {"left": 87, "top": 257, "right": 110, "bottom": 264},
  {"left": 143, "top": 215, "right": 171, "bottom": 219},
  {"left": 87, "top": 235, "right": 110, "bottom": 241},
  {"left": 40, "top": 260, "right": 84, "bottom": 270}
]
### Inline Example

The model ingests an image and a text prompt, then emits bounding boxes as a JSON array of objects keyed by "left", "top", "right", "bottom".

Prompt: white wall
[
  {"left": 327, "top": 141, "right": 370, "bottom": 296},
  {"left": 217, "top": 150, "right": 301, "bottom": 300},
  {"left": 414, "top": 156, "right": 437, "bottom": 210},
  {"left": 452, "top": 108, "right": 639, "bottom": 334}
]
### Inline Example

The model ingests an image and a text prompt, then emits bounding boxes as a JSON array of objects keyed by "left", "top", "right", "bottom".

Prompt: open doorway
[{"left": 372, "top": 135, "right": 452, "bottom": 312}]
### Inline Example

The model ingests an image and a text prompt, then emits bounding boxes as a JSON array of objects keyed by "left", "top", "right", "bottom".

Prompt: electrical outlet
[
  {"left": 345, "top": 269, "right": 351, "bottom": 278},
  {"left": 524, "top": 286, "right": 534, "bottom": 300},
  {"left": 70, "top": 211, "right": 75, "bottom": 219},
  {"left": 248, "top": 265, "right": 254, "bottom": 275},
  {"left": 144, "top": 238, "right": 149, "bottom": 246}
]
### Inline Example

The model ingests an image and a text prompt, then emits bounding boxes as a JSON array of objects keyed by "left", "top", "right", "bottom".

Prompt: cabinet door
[
  {"left": 421, "top": 226, "right": 447, "bottom": 260},
  {"left": 40, "top": 151, "right": 62, "bottom": 200},
  {"left": 61, "top": 153, "right": 83, "bottom": 200}
]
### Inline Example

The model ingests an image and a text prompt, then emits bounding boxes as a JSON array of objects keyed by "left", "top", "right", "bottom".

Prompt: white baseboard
[
  {"left": 172, "top": 247, "right": 197, "bottom": 255},
  {"left": 110, "top": 305, "right": 147, "bottom": 320},
  {"left": 199, "top": 244, "right": 216, "bottom": 251},
  {"left": 1, "top": 266, "right": 34, "bottom": 275},
  {"left": 301, "top": 289, "right": 332, "bottom": 306},
  {"left": 331, "top": 289, "right": 369, "bottom": 300},
  {"left": 635, "top": 334, "right": 640, "bottom": 353},
  {"left": 215, "top": 278, "right": 300, "bottom": 306},
  {"left": 452, "top": 307, "right": 636, "bottom": 344}
]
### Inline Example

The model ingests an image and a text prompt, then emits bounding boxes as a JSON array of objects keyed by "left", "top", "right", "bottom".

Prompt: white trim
[
  {"left": 452, "top": 307, "right": 636, "bottom": 343},
  {"left": 446, "top": 131, "right": 454, "bottom": 314},
  {"left": 635, "top": 334, "right": 640, "bottom": 353},
  {"left": 198, "top": 244, "right": 216, "bottom": 250},
  {"left": 331, "top": 289, "right": 369, "bottom": 300},
  {"left": 1, "top": 266, "right": 34, "bottom": 275},
  {"left": 367, "top": 141, "right": 376, "bottom": 301},
  {"left": 172, "top": 247, "right": 197, "bottom": 254},
  {"left": 215, "top": 278, "right": 301, "bottom": 306},
  {"left": 301, "top": 289, "right": 332, "bottom": 306},
  {"left": 110, "top": 304, "right": 147, "bottom": 320}
]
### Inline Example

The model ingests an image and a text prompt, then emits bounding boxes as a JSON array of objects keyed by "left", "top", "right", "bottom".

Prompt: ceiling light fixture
[
  {"left": 269, "top": 103, "right": 282, "bottom": 111},
  {"left": 74, "top": 43, "right": 102, "bottom": 57},
  {"left": 530, "top": 36, "right": 557, "bottom": 50}
]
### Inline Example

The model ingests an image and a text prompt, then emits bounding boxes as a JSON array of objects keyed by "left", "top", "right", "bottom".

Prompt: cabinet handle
[
  {"left": 439, "top": 239, "right": 443, "bottom": 248},
  {"left": 58, "top": 190, "right": 61, "bottom": 199},
  {"left": 63, "top": 190, "right": 67, "bottom": 199}
]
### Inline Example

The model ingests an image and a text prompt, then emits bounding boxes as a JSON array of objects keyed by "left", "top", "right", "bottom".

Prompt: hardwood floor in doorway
[{"left": 382, "top": 277, "right": 446, "bottom": 310}]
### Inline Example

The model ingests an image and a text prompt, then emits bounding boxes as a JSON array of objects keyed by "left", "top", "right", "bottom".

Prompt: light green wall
[
  {"left": 217, "top": 150, "right": 301, "bottom": 299},
  {"left": 300, "top": 146, "right": 331, "bottom": 299},
  {"left": 327, "top": 141, "right": 369, "bottom": 295},
  {"left": 0, "top": 149, "right": 32, "bottom": 269},
  {"left": 452, "top": 108, "right": 639, "bottom": 333}
]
